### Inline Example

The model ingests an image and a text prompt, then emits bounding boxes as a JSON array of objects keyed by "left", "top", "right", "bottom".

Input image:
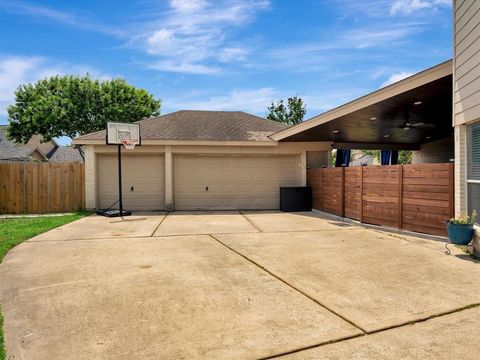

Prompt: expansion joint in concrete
[
  {"left": 150, "top": 213, "right": 168, "bottom": 236},
  {"left": 257, "top": 333, "right": 365, "bottom": 359},
  {"left": 238, "top": 212, "right": 264, "bottom": 232},
  {"left": 209, "top": 234, "right": 367, "bottom": 334},
  {"left": 261, "top": 303, "right": 480, "bottom": 359}
]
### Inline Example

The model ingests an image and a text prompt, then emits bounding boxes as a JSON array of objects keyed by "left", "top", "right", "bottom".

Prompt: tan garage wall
[
  {"left": 83, "top": 142, "right": 331, "bottom": 210},
  {"left": 174, "top": 154, "right": 301, "bottom": 210},
  {"left": 97, "top": 154, "right": 165, "bottom": 211}
]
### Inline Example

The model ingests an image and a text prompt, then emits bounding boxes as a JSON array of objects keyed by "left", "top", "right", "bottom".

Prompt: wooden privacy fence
[
  {"left": 307, "top": 163, "right": 454, "bottom": 236},
  {"left": 0, "top": 162, "right": 85, "bottom": 214}
]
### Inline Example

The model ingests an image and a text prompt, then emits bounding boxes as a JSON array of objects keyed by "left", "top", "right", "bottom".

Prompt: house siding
[
  {"left": 454, "top": 0, "right": 480, "bottom": 125},
  {"left": 454, "top": 0, "right": 480, "bottom": 246}
]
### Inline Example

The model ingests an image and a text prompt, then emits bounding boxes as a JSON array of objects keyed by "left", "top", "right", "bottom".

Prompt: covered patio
[
  {"left": 273, "top": 60, "right": 454, "bottom": 236},
  {"left": 272, "top": 60, "right": 453, "bottom": 163}
]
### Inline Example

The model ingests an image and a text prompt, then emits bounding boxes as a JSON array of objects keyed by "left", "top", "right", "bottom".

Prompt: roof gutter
[{"left": 72, "top": 139, "right": 280, "bottom": 147}]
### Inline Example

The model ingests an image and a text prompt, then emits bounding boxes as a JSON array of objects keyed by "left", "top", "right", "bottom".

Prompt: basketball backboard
[{"left": 106, "top": 122, "right": 141, "bottom": 146}]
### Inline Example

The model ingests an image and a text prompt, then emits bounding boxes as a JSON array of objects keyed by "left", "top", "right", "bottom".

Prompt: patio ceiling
[{"left": 272, "top": 60, "right": 453, "bottom": 150}]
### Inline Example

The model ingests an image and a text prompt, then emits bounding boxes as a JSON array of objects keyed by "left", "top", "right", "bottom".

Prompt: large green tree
[
  {"left": 266, "top": 96, "right": 306, "bottom": 125},
  {"left": 7, "top": 75, "right": 161, "bottom": 143}
]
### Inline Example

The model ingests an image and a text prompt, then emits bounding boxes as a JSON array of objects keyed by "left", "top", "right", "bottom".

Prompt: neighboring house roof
[
  {"left": 0, "top": 126, "right": 48, "bottom": 161},
  {"left": 47, "top": 146, "right": 84, "bottom": 162},
  {"left": 75, "top": 110, "right": 289, "bottom": 143},
  {"left": 0, "top": 125, "right": 83, "bottom": 162}
]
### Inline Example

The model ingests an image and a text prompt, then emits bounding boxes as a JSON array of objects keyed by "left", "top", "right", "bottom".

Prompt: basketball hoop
[
  {"left": 100, "top": 122, "right": 141, "bottom": 218},
  {"left": 122, "top": 139, "right": 138, "bottom": 150}
]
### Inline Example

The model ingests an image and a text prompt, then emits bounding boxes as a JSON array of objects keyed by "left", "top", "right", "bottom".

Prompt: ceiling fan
[
  {"left": 398, "top": 110, "right": 435, "bottom": 130},
  {"left": 400, "top": 120, "right": 436, "bottom": 130}
]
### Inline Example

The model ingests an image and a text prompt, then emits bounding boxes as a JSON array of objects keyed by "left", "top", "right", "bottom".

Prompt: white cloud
[
  {"left": 0, "top": 0, "right": 123, "bottom": 36},
  {"left": 148, "top": 61, "right": 220, "bottom": 75},
  {"left": 0, "top": 55, "right": 110, "bottom": 116},
  {"left": 170, "top": 0, "right": 208, "bottom": 13},
  {"left": 166, "top": 87, "right": 279, "bottom": 114},
  {"left": 147, "top": 29, "right": 175, "bottom": 48},
  {"left": 341, "top": 25, "right": 421, "bottom": 49},
  {"left": 335, "top": 0, "right": 391, "bottom": 17},
  {"left": 335, "top": 0, "right": 450, "bottom": 18},
  {"left": 137, "top": 0, "right": 269, "bottom": 74},
  {"left": 219, "top": 47, "right": 251, "bottom": 62},
  {"left": 263, "top": 23, "right": 422, "bottom": 73},
  {"left": 0, "top": 57, "right": 42, "bottom": 115},
  {"left": 163, "top": 87, "right": 354, "bottom": 116},
  {"left": 390, "top": 0, "right": 451, "bottom": 15},
  {"left": 1, "top": 1, "right": 75, "bottom": 23},
  {"left": 381, "top": 71, "right": 415, "bottom": 87}
]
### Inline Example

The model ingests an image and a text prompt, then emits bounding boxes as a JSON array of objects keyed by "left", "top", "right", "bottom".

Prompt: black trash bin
[{"left": 279, "top": 186, "right": 312, "bottom": 212}]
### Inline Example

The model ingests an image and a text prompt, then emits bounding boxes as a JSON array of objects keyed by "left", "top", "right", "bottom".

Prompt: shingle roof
[
  {"left": 47, "top": 146, "right": 84, "bottom": 162},
  {"left": 75, "top": 110, "right": 289, "bottom": 142},
  {"left": 0, "top": 126, "right": 84, "bottom": 162},
  {"left": 0, "top": 126, "right": 38, "bottom": 160}
]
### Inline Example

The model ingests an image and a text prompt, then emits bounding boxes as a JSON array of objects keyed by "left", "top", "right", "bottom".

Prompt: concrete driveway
[{"left": 1, "top": 211, "right": 479, "bottom": 359}]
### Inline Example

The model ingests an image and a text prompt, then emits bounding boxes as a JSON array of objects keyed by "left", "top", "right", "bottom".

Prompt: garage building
[{"left": 74, "top": 110, "right": 330, "bottom": 211}]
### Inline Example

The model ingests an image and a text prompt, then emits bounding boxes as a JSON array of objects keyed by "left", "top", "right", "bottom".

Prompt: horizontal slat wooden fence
[
  {"left": 0, "top": 162, "right": 85, "bottom": 214},
  {"left": 307, "top": 163, "right": 454, "bottom": 236}
]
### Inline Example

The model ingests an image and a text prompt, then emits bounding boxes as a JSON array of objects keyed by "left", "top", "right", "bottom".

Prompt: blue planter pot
[{"left": 447, "top": 222, "right": 474, "bottom": 245}]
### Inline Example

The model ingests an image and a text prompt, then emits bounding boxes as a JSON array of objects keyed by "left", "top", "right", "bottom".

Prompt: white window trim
[{"left": 466, "top": 121, "right": 480, "bottom": 221}]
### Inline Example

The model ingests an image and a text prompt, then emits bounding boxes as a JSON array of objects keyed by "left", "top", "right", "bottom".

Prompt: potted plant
[{"left": 447, "top": 210, "right": 477, "bottom": 245}]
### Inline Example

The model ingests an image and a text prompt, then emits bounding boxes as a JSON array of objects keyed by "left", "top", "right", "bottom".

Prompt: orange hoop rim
[{"left": 122, "top": 138, "right": 138, "bottom": 150}]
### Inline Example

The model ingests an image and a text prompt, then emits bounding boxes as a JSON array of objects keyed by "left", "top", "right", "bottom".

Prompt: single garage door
[
  {"left": 174, "top": 154, "right": 301, "bottom": 210},
  {"left": 97, "top": 154, "right": 165, "bottom": 211}
]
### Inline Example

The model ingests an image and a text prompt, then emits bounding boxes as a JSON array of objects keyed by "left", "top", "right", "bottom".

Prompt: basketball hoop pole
[{"left": 117, "top": 144, "right": 124, "bottom": 216}]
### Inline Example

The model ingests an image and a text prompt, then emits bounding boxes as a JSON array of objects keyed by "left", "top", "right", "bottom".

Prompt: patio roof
[{"left": 271, "top": 60, "right": 453, "bottom": 150}]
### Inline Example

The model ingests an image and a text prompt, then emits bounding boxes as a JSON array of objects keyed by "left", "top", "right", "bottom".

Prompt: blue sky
[{"left": 0, "top": 0, "right": 452, "bottom": 144}]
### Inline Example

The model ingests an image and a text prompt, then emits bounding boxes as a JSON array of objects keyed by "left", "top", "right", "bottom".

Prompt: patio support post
[{"left": 301, "top": 151, "right": 307, "bottom": 186}]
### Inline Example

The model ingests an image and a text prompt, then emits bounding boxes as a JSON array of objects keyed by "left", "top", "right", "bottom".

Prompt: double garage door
[
  {"left": 97, "top": 154, "right": 301, "bottom": 211},
  {"left": 174, "top": 155, "right": 301, "bottom": 210}
]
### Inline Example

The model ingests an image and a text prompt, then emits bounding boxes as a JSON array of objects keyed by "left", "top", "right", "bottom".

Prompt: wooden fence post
[
  {"left": 360, "top": 166, "right": 364, "bottom": 223},
  {"left": 22, "top": 161, "right": 27, "bottom": 214},
  {"left": 398, "top": 165, "right": 403, "bottom": 229},
  {"left": 320, "top": 168, "right": 324, "bottom": 211}
]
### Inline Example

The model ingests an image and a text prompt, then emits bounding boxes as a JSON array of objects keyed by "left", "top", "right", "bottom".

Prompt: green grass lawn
[{"left": 0, "top": 212, "right": 90, "bottom": 360}]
